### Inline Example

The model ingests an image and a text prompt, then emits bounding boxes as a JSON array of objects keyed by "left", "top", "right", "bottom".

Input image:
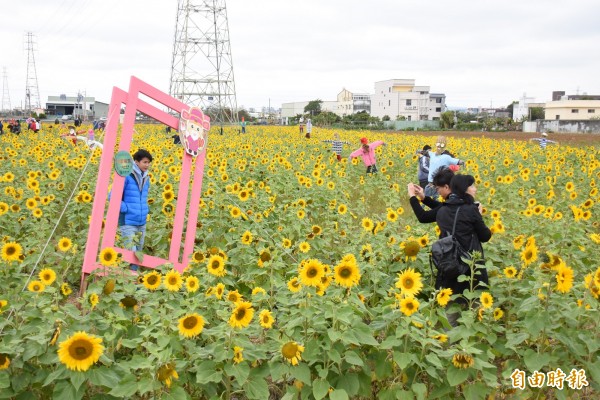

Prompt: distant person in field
[
  {"left": 416, "top": 144, "right": 432, "bottom": 189},
  {"left": 323, "top": 132, "right": 350, "bottom": 161},
  {"left": 348, "top": 137, "right": 387, "bottom": 174},
  {"left": 119, "top": 149, "right": 153, "bottom": 271},
  {"left": 240, "top": 118, "right": 246, "bottom": 134},
  {"left": 530, "top": 132, "right": 558, "bottom": 150},
  {"left": 424, "top": 136, "right": 465, "bottom": 198},
  {"left": 305, "top": 119, "right": 312, "bottom": 138}
]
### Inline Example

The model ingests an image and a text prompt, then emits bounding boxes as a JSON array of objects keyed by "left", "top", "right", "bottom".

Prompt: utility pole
[
  {"left": 2, "top": 67, "right": 11, "bottom": 114},
  {"left": 24, "top": 32, "right": 41, "bottom": 116},
  {"left": 169, "top": 0, "right": 239, "bottom": 133}
]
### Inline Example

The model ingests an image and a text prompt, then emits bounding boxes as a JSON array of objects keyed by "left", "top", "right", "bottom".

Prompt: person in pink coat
[{"left": 348, "top": 137, "right": 387, "bottom": 174}]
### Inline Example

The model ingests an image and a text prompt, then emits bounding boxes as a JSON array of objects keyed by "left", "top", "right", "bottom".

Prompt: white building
[
  {"left": 337, "top": 88, "right": 371, "bottom": 116},
  {"left": 281, "top": 100, "right": 338, "bottom": 118},
  {"left": 513, "top": 94, "right": 536, "bottom": 121},
  {"left": 371, "top": 79, "right": 445, "bottom": 121}
]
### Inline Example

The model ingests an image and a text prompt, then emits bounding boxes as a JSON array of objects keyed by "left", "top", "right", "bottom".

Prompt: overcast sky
[{"left": 2, "top": 0, "right": 599, "bottom": 111}]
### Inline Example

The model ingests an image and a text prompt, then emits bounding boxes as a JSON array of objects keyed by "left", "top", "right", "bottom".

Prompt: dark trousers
[{"left": 366, "top": 164, "right": 378, "bottom": 174}]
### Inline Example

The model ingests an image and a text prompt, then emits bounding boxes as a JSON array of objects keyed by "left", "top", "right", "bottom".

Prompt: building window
[
  {"left": 389, "top": 87, "right": 391, "bottom": 93},
  {"left": 556, "top": 115, "right": 560, "bottom": 120},
  {"left": 407, "top": 116, "right": 411, "bottom": 121},
  {"left": 571, "top": 109, "right": 579, "bottom": 113},
  {"left": 435, "top": 107, "right": 441, "bottom": 112},
  {"left": 436, "top": 98, "right": 442, "bottom": 103},
  {"left": 588, "top": 109, "right": 595, "bottom": 113},
  {"left": 388, "top": 100, "right": 391, "bottom": 106},
  {"left": 406, "top": 99, "right": 412, "bottom": 106}
]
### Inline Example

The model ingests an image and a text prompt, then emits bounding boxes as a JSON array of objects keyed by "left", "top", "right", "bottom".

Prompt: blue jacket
[{"left": 118, "top": 164, "right": 150, "bottom": 226}]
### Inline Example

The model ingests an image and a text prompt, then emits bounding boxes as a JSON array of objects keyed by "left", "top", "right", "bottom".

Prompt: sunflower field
[{"left": 0, "top": 124, "right": 599, "bottom": 399}]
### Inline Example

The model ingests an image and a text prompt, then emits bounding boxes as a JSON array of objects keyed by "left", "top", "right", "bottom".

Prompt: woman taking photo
[{"left": 435, "top": 174, "right": 492, "bottom": 327}]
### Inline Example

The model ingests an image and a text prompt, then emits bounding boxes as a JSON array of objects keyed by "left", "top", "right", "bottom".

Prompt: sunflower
[
  {"left": 401, "top": 240, "right": 421, "bottom": 260},
  {"left": 331, "top": 257, "right": 360, "bottom": 288},
  {"left": 230, "top": 206, "right": 242, "bottom": 218},
  {"left": 185, "top": 276, "right": 200, "bottom": 293},
  {"left": 143, "top": 271, "right": 162, "bottom": 291},
  {"left": 233, "top": 346, "right": 244, "bottom": 364},
  {"left": 227, "top": 290, "right": 242, "bottom": 303},
  {"left": 238, "top": 190, "right": 250, "bottom": 202},
  {"left": 206, "top": 254, "right": 226, "bottom": 277},
  {"left": 512, "top": 235, "right": 525, "bottom": 250},
  {"left": 361, "top": 217, "right": 374, "bottom": 232},
  {"left": 297, "top": 209, "right": 305, "bottom": 219},
  {"left": 504, "top": 266, "right": 517, "bottom": 278},
  {"left": 298, "top": 242, "right": 310, "bottom": 253},
  {"left": 311, "top": 225, "right": 323, "bottom": 235},
  {"left": 338, "top": 204, "right": 347, "bottom": 214},
  {"left": 157, "top": 363, "right": 179, "bottom": 388},
  {"left": 60, "top": 283, "right": 72, "bottom": 296},
  {"left": 287, "top": 277, "right": 302, "bottom": 293},
  {"left": 162, "top": 190, "right": 175, "bottom": 203},
  {"left": 103, "top": 279, "right": 115, "bottom": 295},
  {"left": 98, "top": 247, "right": 118, "bottom": 267},
  {"left": 386, "top": 209, "right": 398, "bottom": 222},
  {"left": 399, "top": 297, "right": 419, "bottom": 317},
  {"left": 120, "top": 295, "right": 138, "bottom": 310},
  {"left": 259, "top": 310, "right": 275, "bottom": 329},
  {"left": 57, "top": 237, "right": 72, "bottom": 252},
  {"left": 281, "top": 341, "right": 304, "bottom": 365},
  {"left": 282, "top": 238, "right": 292, "bottom": 248},
  {"left": 395, "top": 268, "right": 423, "bottom": 297},
  {"left": 493, "top": 308, "right": 504, "bottom": 320},
  {"left": 28, "top": 280, "right": 45, "bottom": 293},
  {"left": 241, "top": 231, "right": 253, "bottom": 245},
  {"left": 164, "top": 270, "right": 183, "bottom": 292},
  {"left": 191, "top": 251, "right": 205, "bottom": 263},
  {"left": 299, "top": 259, "right": 325, "bottom": 286},
  {"left": 88, "top": 293, "right": 99, "bottom": 309},
  {"left": 214, "top": 283, "right": 225, "bottom": 299},
  {"left": 229, "top": 301, "right": 254, "bottom": 329},
  {"left": 57, "top": 331, "right": 104, "bottom": 371},
  {"left": 452, "top": 352, "right": 474, "bottom": 369},
  {"left": 520, "top": 244, "right": 537, "bottom": 267},
  {"left": 1, "top": 241, "right": 23, "bottom": 262},
  {"left": 418, "top": 235, "right": 429, "bottom": 247},
  {"left": 555, "top": 265, "right": 574, "bottom": 293},
  {"left": 178, "top": 313, "right": 205, "bottom": 338},
  {"left": 39, "top": 268, "right": 57, "bottom": 285},
  {"left": 436, "top": 288, "right": 453, "bottom": 307},
  {"left": 0, "top": 354, "right": 10, "bottom": 370},
  {"left": 480, "top": 292, "right": 493, "bottom": 309}
]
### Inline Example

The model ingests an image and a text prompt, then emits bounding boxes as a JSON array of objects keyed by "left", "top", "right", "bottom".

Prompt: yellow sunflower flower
[
  {"left": 287, "top": 277, "right": 302, "bottom": 293},
  {"left": 399, "top": 297, "right": 420, "bottom": 316},
  {"left": 28, "top": 280, "right": 45, "bottom": 293},
  {"left": 98, "top": 247, "right": 118, "bottom": 267},
  {"left": 227, "top": 290, "right": 242, "bottom": 303},
  {"left": 157, "top": 363, "right": 179, "bottom": 388},
  {"left": 259, "top": 310, "right": 275, "bottom": 329},
  {"left": 57, "top": 237, "right": 72, "bottom": 252},
  {"left": 395, "top": 268, "right": 423, "bottom": 297},
  {"left": 57, "top": 331, "right": 104, "bottom": 371},
  {"left": 333, "top": 257, "right": 361, "bottom": 288},
  {"left": 143, "top": 271, "right": 161, "bottom": 290},
  {"left": 503, "top": 266, "right": 517, "bottom": 278},
  {"left": 233, "top": 346, "right": 244, "bottom": 364},
  {"left": 241, "top": 231, "right": 253, "bottom": 245},
  {"left": 282, "top": 341, "right": 304, "bottom": 365},
  {"left": 0, "top": 354, "right": 10, "bottom": 370},
  {"left": 178, "top": 313, "right": 205, "bottom": 338},
  {"left": 229, "top": 301, "right": 254, "bottom": 329},
  {"left": 206, "top": 255, "right": 226, "bottom": 277},
  {"left": 185, "top": 276, "right": 200, "bottom": 293},
  {"left": 39, "top": 268, "right": 57, "bottom": 285},
  {"left": 555, "top": 264, "right": 574, "bottom": 293},
  {"left": 298, "top": 241, "right": 311, "bottom": 253},
  {"left": 1, "top": 241, "right": 23, "bottom": 262},
  {"left": 436, "top": 288, "right": 453, "bottom": 307},
  {"left": 480, "top": 292, "right": 493, "bottom": 309},
  {"left": 299, "top": 259, "right": 325, "bottom": 286},
  {"left": 164, "top": 270, "right": 183, "bottom": 292},
  {"left": 452, "top": 352, "right": 474, "bottom": 369}
]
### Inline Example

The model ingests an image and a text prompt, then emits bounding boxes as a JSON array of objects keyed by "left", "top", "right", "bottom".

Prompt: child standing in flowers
[
  {"left": 530, "top": 132, "right": 558, "bottom": 150},
  {"left": 416, "top": 145, "right": 432, "bottom": 189},
  {"left": 424, "top": 136, "right": 465, "bottom": 197},
  {"left": 348, "top": 137, "right": 387, "bottom": 174},
  {"left": 119, "top": 149, "right": 153, "bottom": 271},
  {"left": 323, "top": 132, "right": 350, "bottom": 161}
]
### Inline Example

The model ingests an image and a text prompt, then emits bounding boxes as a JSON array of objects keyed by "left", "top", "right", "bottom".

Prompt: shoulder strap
[{"left": 451, "top": 206, "right": 461, "bottom": 235}]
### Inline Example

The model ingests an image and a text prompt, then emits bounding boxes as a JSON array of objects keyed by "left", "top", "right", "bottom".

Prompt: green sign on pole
[{"left": 114, "top": 151, "right": 133, "bottom": 177}]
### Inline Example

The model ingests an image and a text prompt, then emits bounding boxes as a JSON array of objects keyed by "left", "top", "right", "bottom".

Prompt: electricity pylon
[
  {"left": 2, "top": 67, "right": 11, "bottom": 113},
  {"left": 169, "top": 0, "right": 239, "bottom": 128},
  {"left": 25, "top": 32, "right": 41, "bottom": 115}
]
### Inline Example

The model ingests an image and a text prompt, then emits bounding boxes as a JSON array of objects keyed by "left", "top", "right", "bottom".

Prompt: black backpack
[{"left": 430, "top": 207, "right": 471, "bottom": 278}]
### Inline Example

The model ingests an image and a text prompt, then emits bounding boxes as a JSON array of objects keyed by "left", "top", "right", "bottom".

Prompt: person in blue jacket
[{"left": 119, "top": 149, "right": 153, "bottom": 270}]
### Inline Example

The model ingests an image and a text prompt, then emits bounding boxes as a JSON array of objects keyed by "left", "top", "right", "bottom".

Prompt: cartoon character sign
[{"left": 179, "top": 107, "right": 210, "bottom": 157}]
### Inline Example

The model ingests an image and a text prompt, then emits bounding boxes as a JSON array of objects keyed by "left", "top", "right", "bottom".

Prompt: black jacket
[
  {"left": 409, "top": 195, "right": 441, "bottom": 223},
  {"left": 434, "top": 195, "right": 492, "bottom": 294}
]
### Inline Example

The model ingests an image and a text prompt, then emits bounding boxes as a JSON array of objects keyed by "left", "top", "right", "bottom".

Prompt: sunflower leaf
[
  {"left": 243, "top": 377, "right": 269, "bottom": 400},
  {"left": 329, "top": 388, "right": 349, "bottom": 400},
  {"left": 446, "top": 367, "right": 469, "bottom": 386},
  {"left": 290, "top": 363, "right": 311, "bottom": 384},
  {"left": 108, "top": 374, "right": 138, "bottom": 397},
  {"left": 312, "top": 378, "right": 329, "bottom": 400}
]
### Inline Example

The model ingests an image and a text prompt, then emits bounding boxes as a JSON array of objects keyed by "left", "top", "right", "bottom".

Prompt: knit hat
[
  {"left": 450, "top": 174, "right": 475, "bottom": 203},
  {"left": 360, "top": 137, "right": 368, "bottom": 144},
  {"left": 541, "top": 132, "right": 548, "bottom": 137},
  {"left": 423, "top": 145, "right": 432, "bottom": 151}
]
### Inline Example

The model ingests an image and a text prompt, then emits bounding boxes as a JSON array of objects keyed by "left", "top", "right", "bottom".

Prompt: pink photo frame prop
[{"left": 81, "top": 76, "right": 210, "bottom": 283}]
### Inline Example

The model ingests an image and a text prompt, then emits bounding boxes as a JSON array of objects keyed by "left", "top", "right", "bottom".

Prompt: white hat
[{"left": 541, "top": 132, "right": 548, "bottom": 137}]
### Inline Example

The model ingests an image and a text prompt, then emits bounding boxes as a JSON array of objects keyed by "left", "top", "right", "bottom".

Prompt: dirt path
[{"left": 388, "top": 131, "right": 599, "bottom": 146}]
